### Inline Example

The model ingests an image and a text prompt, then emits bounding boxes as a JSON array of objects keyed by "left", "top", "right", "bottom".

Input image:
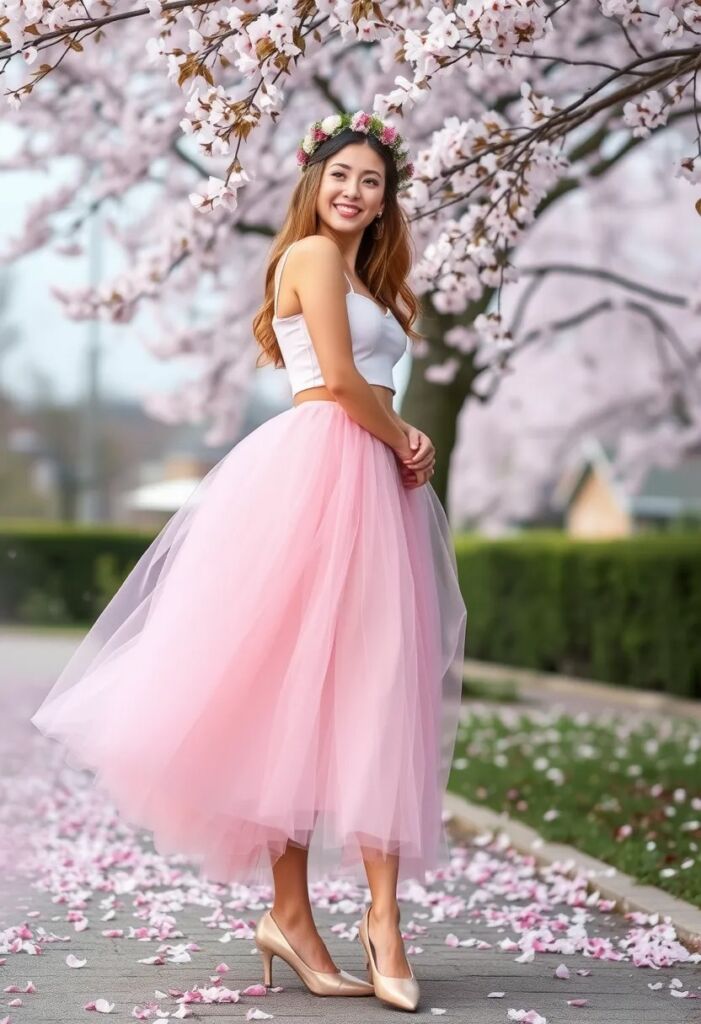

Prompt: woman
[{"left": 30, "top": 110, "right": 468, "bottom": 1013}]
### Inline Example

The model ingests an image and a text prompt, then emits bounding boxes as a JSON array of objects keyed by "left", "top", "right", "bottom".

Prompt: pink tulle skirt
[{"left": 30, "top": 400, "right": 467, "bottom": 887}]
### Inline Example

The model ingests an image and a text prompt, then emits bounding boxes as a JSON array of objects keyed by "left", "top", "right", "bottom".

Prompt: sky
[{"left": 0, "top": 123, "right": 411, "bottom": 414}]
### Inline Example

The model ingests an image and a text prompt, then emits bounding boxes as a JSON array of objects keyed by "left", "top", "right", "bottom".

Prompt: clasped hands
[{"left": 392, "top": 419, "right": 436, "bottom": 490}]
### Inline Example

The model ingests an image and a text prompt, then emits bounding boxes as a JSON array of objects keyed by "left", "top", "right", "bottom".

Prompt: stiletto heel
[
  {"left": 254, "top": 909, "right": 373, "bottom": 997},
  {"left": 358, "top": 904, "right": 420, "bottom": 1012},
  {"left": 260, "top": 946, "right": 273, "bottom": 987}
]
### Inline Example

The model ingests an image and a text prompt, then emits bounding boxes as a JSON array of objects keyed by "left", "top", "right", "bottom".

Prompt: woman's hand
[{"left": 392, "top": 419, "right": 436, "bottom": 489}]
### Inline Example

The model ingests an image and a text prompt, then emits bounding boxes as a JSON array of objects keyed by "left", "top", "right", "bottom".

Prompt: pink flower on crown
[
  {"left": 313, "top": 127, "right": 328, "bottom": 141},
  {"left": 404, "top": 162, "right": 414, "bottom": 177},
  {"left": 350, "top": 111, "right": 372, "bottom": 133},
  {"left": 296, "top": 147, "right": 310, "bottom": 165},
  {"left": 380, "top": 125, "right": 398, "bottom": 145}
]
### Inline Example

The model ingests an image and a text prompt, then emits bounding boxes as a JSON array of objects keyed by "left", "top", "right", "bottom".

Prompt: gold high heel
[
  {"left": 358, "top": 904, "right": 420, "bottom": 1012},
  {"left": 254, "top": 909, "right": 374, "bottom": 997}
]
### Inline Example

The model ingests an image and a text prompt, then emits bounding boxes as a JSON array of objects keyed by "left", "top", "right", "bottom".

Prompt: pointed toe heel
[
  {"left": 358, "top": 904, "right": 420, "bottom": 1012},
  {"left": 255, "top": 909, "right": 373, "bottom": 997}
]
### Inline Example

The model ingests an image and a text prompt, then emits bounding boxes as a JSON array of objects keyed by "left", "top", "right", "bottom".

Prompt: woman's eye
[{"left": 331, "top": 172, "right": 377, "bottom": 185}]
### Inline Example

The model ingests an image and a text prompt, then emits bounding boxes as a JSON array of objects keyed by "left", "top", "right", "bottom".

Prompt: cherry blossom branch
[{"left": 0, "top": 0, "right": 219, "bottom": 60}]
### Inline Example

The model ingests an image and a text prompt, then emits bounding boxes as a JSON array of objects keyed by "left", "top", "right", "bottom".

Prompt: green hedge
[
  {"left": 0, "top": 519, "right": 154, "bottom": 626},
  {"left": 2, "top": 522, "right": 700, "bottom": 697},
  {"left": 455, "top": 532, "right": 701, "bottom": 698}
]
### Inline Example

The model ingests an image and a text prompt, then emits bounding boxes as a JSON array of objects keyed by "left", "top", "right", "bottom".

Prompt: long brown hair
[{"left": 252, "top": 128, "right": 424, "bottom": 371}]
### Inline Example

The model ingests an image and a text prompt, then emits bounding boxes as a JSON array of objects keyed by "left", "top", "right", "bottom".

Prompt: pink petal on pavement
[
  {"left": 567, "top": 999, "right": 589, "bottom": 1007},
  {"left": 242, "top": 984, "right": 267, "bottom": 997},
  {"left": 85, "top": 999, "right": 115, "bottom": 1013},
  {"left": 215, "top": 963, "right": 230, "bottom": 973},
  {"left": 245, "top": 1011, "right": 273, "bottom": 1021},
  {"left": 7, "top": 1001, "right": 21, "bottom": 1009},
  {"left": 487, "top": 992, "right": 505, "bottom": 998},
  {"left": 554, "top": 963, "right": 570, "bottom": 979},
  {"left": 67, "top": 954, "right": 87, "bottom": 968}
]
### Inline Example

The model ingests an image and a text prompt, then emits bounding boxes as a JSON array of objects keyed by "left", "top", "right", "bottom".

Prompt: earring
[{"left": 373, "top": 213, "right": 384, "bottom": 239}]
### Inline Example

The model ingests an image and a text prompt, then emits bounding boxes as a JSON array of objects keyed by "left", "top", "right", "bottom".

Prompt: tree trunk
[{"left": 399, "top": 296, "right": 489, "bottom": 512}]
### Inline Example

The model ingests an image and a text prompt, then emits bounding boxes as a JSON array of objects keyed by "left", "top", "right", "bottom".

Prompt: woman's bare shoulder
[{"left": 289, "top": 234, "right": 341, "bottom": 263}]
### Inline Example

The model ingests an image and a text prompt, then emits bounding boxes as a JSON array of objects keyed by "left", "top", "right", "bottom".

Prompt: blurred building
[
  {"left": 553, "top": 438, "right": 701, "bottom": 538},
  {"left": 1, "top": 388, "right": 287, "bottom": 525}
]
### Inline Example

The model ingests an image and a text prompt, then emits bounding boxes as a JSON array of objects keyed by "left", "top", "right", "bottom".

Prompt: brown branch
[
  {"left": 0, "top": 0, "right": 219, "bottom": 57},
  {"left": 515, "top": 263, "right": 688, "bottom": 308}
]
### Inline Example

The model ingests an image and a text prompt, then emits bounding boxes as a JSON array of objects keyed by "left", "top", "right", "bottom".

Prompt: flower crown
[{"left": 296, "top": 111, "right": 414, "bottom": 191}]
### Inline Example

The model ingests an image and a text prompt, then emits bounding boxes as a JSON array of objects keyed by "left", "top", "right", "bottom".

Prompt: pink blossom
[{"left": 350, "top": 111, "right": 372, "bottom": 133}]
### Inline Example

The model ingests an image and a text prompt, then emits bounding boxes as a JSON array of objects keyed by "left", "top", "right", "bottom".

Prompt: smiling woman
[{"left": 30, "top": 111, "right": 467, "bottom": 1015}]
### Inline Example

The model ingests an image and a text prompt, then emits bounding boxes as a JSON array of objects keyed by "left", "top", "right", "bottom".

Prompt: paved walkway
[
  {"left": 462, "top": 658, "right": 701, "bottom": 722},
  {"left": 1, "top": 628, "right": 700, "bottom": 1022}
]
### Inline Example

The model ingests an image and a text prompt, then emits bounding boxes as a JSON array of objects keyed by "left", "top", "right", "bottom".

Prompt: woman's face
[{"left": 316, "top": 142, "right": 386, "bottom": 236}]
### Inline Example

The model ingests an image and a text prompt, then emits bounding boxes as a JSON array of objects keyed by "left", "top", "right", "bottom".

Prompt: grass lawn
[{"left": 448, "top": 707, "right": 701, "bottom": 908}]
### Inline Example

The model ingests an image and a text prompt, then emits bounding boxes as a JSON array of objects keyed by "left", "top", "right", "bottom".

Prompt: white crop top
[{"left": 271, "top": 241, "right": 408, "bottom": 396}]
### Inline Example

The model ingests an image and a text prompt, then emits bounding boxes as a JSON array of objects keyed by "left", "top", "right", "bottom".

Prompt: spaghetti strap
[
  {"left": 273, "top": 243, "right": 297, "bottom": 318},
  {"left": 274, "top": 241, "right": 354, "bottom": 318}
]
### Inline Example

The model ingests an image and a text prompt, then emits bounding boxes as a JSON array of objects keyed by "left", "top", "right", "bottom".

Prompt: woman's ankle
[
  {"left": 370, "top": 901, "right": 401, "bottom": 926},
  {"left": 271, "top": 901, "right": 314, "bottom": 928}
]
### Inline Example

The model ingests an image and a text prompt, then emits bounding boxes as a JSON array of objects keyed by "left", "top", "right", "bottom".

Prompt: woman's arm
[
  {"left": 389, "top": 410, "right": 411, "bottom": 437},
  {"left": 286, "top": 235, "right": 413, "bottom": 458}
]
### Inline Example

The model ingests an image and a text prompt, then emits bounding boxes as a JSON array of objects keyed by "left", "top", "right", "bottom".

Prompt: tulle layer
[{"left": 31, "top": 400, "right": 467, "bottom": 887}]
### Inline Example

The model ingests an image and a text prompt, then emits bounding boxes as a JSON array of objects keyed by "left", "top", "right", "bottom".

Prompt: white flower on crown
[
  {"left": 301, "top": 133, "right": 316, "bottom": 154},
  {"left": 320, "top": 114, "right": 342, "bottom": 135}
]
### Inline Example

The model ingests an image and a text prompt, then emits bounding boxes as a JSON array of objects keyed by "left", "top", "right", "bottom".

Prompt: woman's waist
[{"left": 292, "top": 383, "right": 394, "bottom": 412}]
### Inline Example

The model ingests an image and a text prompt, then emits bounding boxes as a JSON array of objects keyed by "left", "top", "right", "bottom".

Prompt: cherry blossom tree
[
  {"left": 448, "top": 153, "right": 701, "bottom": 528},
  {"left": 1, "top": 0, "right": 699, "bottom": 507}
]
